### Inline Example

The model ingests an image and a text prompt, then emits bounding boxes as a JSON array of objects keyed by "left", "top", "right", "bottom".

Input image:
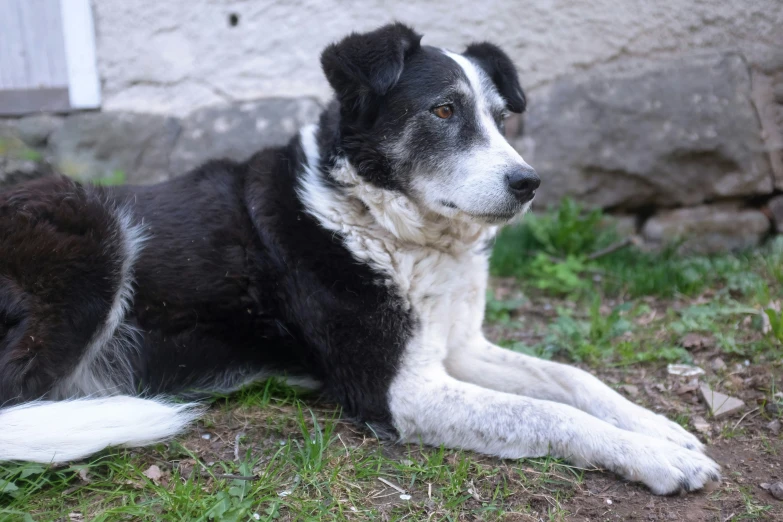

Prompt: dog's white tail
[{"left": 0, "top": 396, "right": 203, "bottom": 463}]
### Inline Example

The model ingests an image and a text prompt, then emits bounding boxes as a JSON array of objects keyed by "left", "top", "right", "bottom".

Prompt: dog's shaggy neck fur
[{"left": 298, "top": 122, "right": 497, "bottom": 255}]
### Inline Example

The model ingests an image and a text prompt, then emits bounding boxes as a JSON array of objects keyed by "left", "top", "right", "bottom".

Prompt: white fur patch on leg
[
  {"left": 389, "top": 365, "right": 720, "bottom": 495},
  {"left": 445, "top": 339, "right": 705, "bottom": 451}
]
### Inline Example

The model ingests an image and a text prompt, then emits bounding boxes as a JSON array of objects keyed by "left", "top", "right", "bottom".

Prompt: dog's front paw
[
  {"left": 623, "top": 412, "right": 705, "bottom": 452},
  {"left": 617, "top": 436, "right": 720, "bottom": 495}
]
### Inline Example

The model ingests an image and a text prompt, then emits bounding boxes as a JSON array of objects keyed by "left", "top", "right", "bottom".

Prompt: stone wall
[{"left": 2, "top": 0, "right": 783, "bottom": 253}]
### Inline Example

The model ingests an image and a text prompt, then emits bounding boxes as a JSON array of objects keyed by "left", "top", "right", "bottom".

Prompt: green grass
[
  {"left": 487, "top": 199, "right": 783, "bottom": 366},
  {"left": 491, "top": 198, "right": 783, "bottom": 300},
  {"left": 0, "top": 390, "right": 584, "bottom": 521}
]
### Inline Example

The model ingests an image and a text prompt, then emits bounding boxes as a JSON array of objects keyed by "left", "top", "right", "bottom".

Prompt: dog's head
[{"left": 321, "top": 23, "right": 538, "bottom": 224}]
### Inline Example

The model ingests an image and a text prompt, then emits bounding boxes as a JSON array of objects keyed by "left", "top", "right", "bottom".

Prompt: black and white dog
[{"left": 0, "top": 24, "right": 719, "bottom": 495}]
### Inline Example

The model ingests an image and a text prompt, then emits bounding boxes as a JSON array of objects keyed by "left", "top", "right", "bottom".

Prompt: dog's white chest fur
[{"left": 390, "top": 245, "right": 488, "bottom": 364}]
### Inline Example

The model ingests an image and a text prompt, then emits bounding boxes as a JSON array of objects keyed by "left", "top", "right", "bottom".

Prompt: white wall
[{"left": 91, "top": 0, "right": 783, "bottom": 116}]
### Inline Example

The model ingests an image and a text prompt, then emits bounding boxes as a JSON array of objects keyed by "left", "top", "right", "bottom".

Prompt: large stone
[
  {"left": 14, "top": 115, "right": 65, "bottom": 147},
  {"left": 770, "top": 195, "right": 783, "bottom": 232},
  {"left": 0, "top": 157, "right": 55, "bottom": 190},
  {"left": 169, "top": 98, "right": 321, "bottom": 175},
  {"left": 48, "top": 112, "right": 181, "bottom": 185},
  {"left": 750, "top": 70, "right": 783, "bottom": 190},
  {"left": 642, "top": 204, "right": 770, "bottom": 254},
  {"left": 0, "top": 130, "right": 54, "bottom": 190},
  {"left": 523, "top": 53, "right": 774, "bottom": 210}
]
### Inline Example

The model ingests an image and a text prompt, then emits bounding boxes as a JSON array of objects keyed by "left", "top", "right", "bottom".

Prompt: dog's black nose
[{"left": 506, "top": 167, "right": 540, "bottom": 202}]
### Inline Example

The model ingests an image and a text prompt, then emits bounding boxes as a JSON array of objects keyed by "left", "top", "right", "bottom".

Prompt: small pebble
[
  {"left": 691, "top": 415, "right": 711, "bottom": 433},
  {"left": 710, "top": 357, "right": 726, "bottom": 371},
  {"left": 765, "top": 403, "right": 781, "bottom": 415},
  {"left": 667, "top": 364, "right": 705, "bottom": 377},
  {"left": 619, "top": 384, "right": 639, "bottom": 397},
  {"left": 769, "top": 482, "right": 783, "bottom": 501}
]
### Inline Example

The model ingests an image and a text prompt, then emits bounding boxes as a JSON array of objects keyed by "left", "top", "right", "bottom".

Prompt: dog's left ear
[
  {"left": 464, "top": 43, "right": 526, "bottom": 113},
  {"left": 321, "top": 23, "right": 422, "bottom": 112}
]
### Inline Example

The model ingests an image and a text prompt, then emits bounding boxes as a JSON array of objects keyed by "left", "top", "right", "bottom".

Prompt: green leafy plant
[
  {"left": 541, "top": 298, "right": 633, "bottom": 363},
  {"left": 491, "top": 198, "right": 617, "bottom": 295},
  {"left": 765, "top": 307, "right": 783, "bottom": 344}
]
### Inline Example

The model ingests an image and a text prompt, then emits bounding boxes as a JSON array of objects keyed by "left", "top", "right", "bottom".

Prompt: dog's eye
[{"left": 432, "top": 105, "right": 454, "bottom": 119}]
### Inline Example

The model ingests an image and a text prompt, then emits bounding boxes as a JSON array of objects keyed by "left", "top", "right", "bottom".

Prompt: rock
[
  {"left": 766, "top": 419, "right": 781, "bottom": 435},
  {"left": 774, "top": 81, "right": 783, "bottom": 104},
  {"left": 170, "top": 98, "right": 321, "bottom": 175},
  {"left": 681, "top": 333, "right": 713, "bottom": 351},
  {"left": 14, "top": 114, "right": 65, "bottom": 147},
  {"left": 48, "top": 112, "right": 182, "bottom": 186},
  {"left": 676, "top": 382, "right": 700, "bottom": 394},
  {"left": 750, "top": 70, "right": 783, "bottom": 190},
  {"left": 699, "top": 384, "right": 746, "bottom": 418},
  {"left": 0, "top": 158, "right": 55, "bottom": 190},
  {"left": 642, "top": 204, "right": 770, "bottom": 254},
  {"left": 523, "top": 53, "right": 773, "bottom": 210},
  {"left": 0, "top": 132, "right": 55, "bottom": 190},
  {"left": 710, "top": 357, "right": 727, "bottom": 372},
  {"left": 619, "top": 384, "right": 639, "bottom": 397},
  {"left": 770, "top": 195, "right": 783, "bottom": 232},
  {"left": 691, "top": 415, "right": 711, "bottom": 433},
  {"left": 667, "top": 364, "right": 705, "bottom": 377},
  {"left": 142, "top": 464, "right": 163, "bottom": 484},
  {"left": 600, "top": 214, "right": 638, "bottom": 238},
  {"left": 770, "top": 482, "right": 783, "bottom": 501}
]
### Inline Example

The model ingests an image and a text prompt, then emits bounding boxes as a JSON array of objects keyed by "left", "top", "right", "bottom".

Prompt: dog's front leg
[
  {"left": 444, "top": 337, "right": 705, "bottom": 451},
  {"left": 388, "top": 364, "right": 719, "bottom": 495}
]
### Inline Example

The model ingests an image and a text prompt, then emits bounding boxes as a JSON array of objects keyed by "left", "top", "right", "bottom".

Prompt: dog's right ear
[{"left": 321, "top": 23, "right": 422, "bottom": 112}]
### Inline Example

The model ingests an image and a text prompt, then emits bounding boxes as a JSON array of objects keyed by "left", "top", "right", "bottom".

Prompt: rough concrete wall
[
  {"left": 3, "top": 1, "right": 782, "bottom": 253},
  {"left": 91, "top": 0, "right": 783, "bottom": 116}
]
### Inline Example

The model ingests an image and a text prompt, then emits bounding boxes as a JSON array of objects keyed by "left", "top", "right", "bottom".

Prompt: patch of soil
[{"left": 561, "top": 362, "right": 783, "bottom": 521}]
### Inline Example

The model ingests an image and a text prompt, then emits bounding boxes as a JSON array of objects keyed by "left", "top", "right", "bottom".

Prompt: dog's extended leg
[
  {"left": 445, "top": 337, "right": 705, "bottom": 451},
  {"left": 388, "top": 365, "right": 720, "bottom": 495}
]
